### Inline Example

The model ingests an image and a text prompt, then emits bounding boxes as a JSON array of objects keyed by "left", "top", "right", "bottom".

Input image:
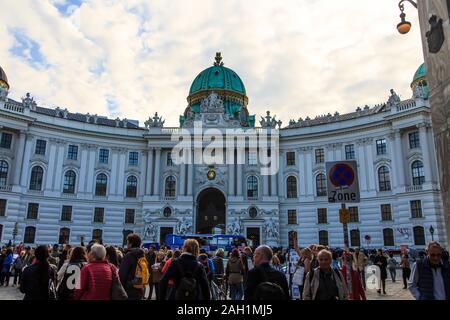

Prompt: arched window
[
  {"left": 165, "top": 176, "right": 176, "bottom": 198},
  {"left": 126, "top": 175, "right": 138, "bottom": 198},
  {"left": 378, "top": 166, "right": 391, "bottom": 191},
  {"left": 246, "top": 176, "right": 258, "bottom": 199},
  {"left": 413, "top": 226, "right": 425, "bottom": 246},
  {"left": 0, "top": 160, "right": 8, "bottom": 187},
  {"left": 316, "top": 174, "right": 327, "bottom": 197},
  {"left": 92, "top": 229, "right": 103, "bottom": 242},
  {"left": 350, "top": 229, "right": 361, "bottom": 247},
  {"left": 58, "top": 227, "right": 70, "bottom": 244},
  {"left": 412, "top": 160, "right": 425, "bottom": 186},
  {"left": 286, "top": 176, "right": 297, "bottom": 199},
  {"left": 319, "top": 230, "right": 329, "bottom": 246},
  {"left": 29, "top": 166, "right": 44, "bottom": 191},
  {"left": 24, "top": 226, "right": 36, "bottom": 243},
  {"left": 383, "top": 228, "right": 394, "bottom": 247},
  {"left": 95, "top": 173, "right": 108, "bottom": 196},
  {"left": 63, "top": 170, "right": 76, "bottom": 194}
]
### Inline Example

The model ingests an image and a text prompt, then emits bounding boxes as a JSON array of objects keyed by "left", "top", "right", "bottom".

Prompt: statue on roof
[
  {"left": 387, "top": 89, "right": 401, "bottom": 107},
  {"left": 260, "top": 111, "right": 282, "bottom": 129},
  {"left": 213, "top": 52, "right": 224, "bottom": 66},
  {"left": 145, "top": 112, "right": 165, "bottom": 128}
]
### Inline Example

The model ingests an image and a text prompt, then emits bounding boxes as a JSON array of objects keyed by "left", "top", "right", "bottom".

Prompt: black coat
[
  {"left": 20, "top": 264, "right": 55, "bottom": 300},
  {"left": 244, "top": 262, "right": 290, "bottom": 300},
  {"left": 374, "top": 255, "right": 388, "bottom": 280},
  {"left": 119, "top": 247, "right": 145, "bottom": 300},
  {"left": 159, "top": 253, "right": 211, "bottom": 300}
]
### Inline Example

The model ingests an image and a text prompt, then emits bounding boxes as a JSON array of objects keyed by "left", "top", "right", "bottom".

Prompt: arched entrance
[{"left": 196, "top": 188, "right": 226, "bottom": 234}]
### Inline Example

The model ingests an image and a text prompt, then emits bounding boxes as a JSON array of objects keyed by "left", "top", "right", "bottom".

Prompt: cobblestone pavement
[{"left": 0, "top": 286, "right": 25, "bottom": 300}]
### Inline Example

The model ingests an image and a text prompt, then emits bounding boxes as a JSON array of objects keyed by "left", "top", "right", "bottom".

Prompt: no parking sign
[{"left": 326, "top": 161, "right": 360, "bottom": 203}]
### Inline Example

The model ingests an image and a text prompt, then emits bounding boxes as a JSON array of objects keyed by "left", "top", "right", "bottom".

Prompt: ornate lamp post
[
  {"left": 397, "top": 0, "right": 418, "bottom": 34},
  {"left": 429, "top": 225, "right": 435, "bottom": 241}
]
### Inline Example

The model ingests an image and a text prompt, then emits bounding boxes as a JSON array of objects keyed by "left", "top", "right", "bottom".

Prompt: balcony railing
[
  {"left": 3, "top": 101, "right": 25, "bottom": 114},
  {"left": 405, "top": 185, "right": 423, "bottom": 192},
  {"left": 0, "top": 185, "right": 12, "bottom": 192}
]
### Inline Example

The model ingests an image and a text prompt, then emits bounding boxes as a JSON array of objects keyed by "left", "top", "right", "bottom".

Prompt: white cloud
[{"left": 0, "top": 0, "right": 423, "bottom": 127}]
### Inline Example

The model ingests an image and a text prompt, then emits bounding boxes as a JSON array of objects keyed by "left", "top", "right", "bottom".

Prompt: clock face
[{"left": 207, "top": 169, "right": 216, "bottom": 180}]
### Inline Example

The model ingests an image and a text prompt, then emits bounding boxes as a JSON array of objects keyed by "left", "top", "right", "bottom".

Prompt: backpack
[
  {"left": 175, "top": 262, "right": 200, "bottom": 300},
  {"left": 132, "top": 257, "right": 150, "bottom": 289},
  {"left": 254, "top": 267, "right": 286, "bottom": 300}
]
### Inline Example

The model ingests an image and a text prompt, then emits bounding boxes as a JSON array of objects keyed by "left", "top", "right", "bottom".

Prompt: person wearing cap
[{"left": 409, "top": 241, "right": 450, "bottom": 300}]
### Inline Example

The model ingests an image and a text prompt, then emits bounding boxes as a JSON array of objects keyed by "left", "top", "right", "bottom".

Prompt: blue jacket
[{"left": 1, "top": 253, "right": 13, "bottom": 273}]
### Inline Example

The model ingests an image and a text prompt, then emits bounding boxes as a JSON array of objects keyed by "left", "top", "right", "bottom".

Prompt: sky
[{"left": 0, "top": 0, "right": 424, "bottom": 127}]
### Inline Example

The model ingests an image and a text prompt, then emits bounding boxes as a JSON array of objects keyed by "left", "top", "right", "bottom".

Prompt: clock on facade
[{"left": 207, "top": 168, "right": 216, "bottom": 180}]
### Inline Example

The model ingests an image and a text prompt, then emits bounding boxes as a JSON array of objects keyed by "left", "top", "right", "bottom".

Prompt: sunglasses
[{"left": 430, "top": 253, "right": 442, "bottom": 257}]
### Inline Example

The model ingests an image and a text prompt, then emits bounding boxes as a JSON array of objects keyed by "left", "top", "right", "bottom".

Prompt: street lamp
[
  {"left": 429, "top": 225, "right": 435, "bottom": 241},
  {"left": 397, "top": 0, "right": 418, "bottom": 34}
]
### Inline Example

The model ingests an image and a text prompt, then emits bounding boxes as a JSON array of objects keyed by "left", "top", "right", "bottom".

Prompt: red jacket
[
  {"left": 340, "top": 265, "right": 366, "bottom": 300},
  {"left": 74, "top": 260, "right": 114, "bottom": 300}
]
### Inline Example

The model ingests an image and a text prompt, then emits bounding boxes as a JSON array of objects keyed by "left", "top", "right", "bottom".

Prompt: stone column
[
  {"left": 53, "top": 142, "right": 65, "bottom": 192},
  {"left": 357, "top": 139, "right": 367, "bottom": 192},
  {"left": 305, "top": 148, "right": 313, "bottom": 197},
  {"left": 13, "top": 131, "right": 26, "bottom": 186},
  {"left": 86, "top": 145, "right": 96, "bottom": 194},
  {"left": 263, "top": 174, "right": 269, "bottom": 197},
  {"left": 20, "top": 133, "right": 34, "bottom": 188},
  {"left": 45, "top": 139, "right": 58, "bottom": 191},
  {"left": 109, "top": 148, "right": 119, "bottom": 195},
  {"left": 146, "top": 148, "right": 153, "bottom": 195},
  {"left": 394, "top": 130, "right": 405, "bottom": 189},
  {"left": 236, "top": 148, "right": 244, "bottom": 196},
  {"left": 298, "top": 148, "right": 306, "bottom": 197},
  {"left": 418, "top": 123, "right": 432, "bottom": 183},
  {"left": 277, "top": 150, "right": 285, "bottom": 198},
  {"left": 179, "top": 163, "right": 186, "bottom": 196},
  {"left": 365, "top": 139, "right": 376, "bottom": 191},
  {"left": 78, "top": 144, "right": 89, "bottom": 193},
  {"left": 187, "top": 150, "right": 194, "bottom": 196},
  {"left": 153, "top": 148, "right": 161, "bottom": 196},
  {"left": 228, "top": 162, "right": 235, "bottom": 196},
  {"left": 117, "top": 149, "right": 126, "bottom": 196}
]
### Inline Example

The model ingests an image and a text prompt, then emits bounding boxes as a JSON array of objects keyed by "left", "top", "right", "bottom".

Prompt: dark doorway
[
  {"left": 196, "top": 188, "right": 226, "bottom": 234},
  {"left": 160, "top": 227, "right": 174, "bottom": 245},
  {"left": 246, "top": 227, "right": 260, "bottom": 247}
]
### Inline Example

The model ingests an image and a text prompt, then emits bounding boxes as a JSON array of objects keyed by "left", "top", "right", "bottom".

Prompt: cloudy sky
[{"left": 0, "top": 0, "right": 423, "bottom": 127}]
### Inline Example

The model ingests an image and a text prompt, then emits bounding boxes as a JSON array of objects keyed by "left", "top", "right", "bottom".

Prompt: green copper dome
[
  {"left": 189, "top": 54, "right": 246, "bottom": 95},
  {"left": 413, "top": 63, "right": 426, "bottom": 83}
]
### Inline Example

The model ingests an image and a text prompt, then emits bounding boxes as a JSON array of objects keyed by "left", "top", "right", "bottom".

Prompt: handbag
[{"left": 110, "top": 265, "right": 128, "bottom": 300}]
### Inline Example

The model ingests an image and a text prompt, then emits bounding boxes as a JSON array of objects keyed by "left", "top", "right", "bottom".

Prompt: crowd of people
[{"left": 0, "top": 235, "right": 449, "bottom": 300}]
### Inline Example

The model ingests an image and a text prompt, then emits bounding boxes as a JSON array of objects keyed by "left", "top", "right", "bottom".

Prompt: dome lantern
[{"left": 0, "top": 65, "right": 10, "bottom": 100}]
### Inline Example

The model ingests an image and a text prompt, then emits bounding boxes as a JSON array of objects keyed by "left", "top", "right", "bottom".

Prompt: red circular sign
[{"left": 329, "top": 163, "right": 355, "bottom": 187}]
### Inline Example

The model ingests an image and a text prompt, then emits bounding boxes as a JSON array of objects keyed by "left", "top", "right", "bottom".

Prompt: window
[
  {"left": 316, "top": 174, "right": 327, "bottom": 197},
  {"left": 164, "top": 176, "right": 176, "bottom": 198},
  {"left": 383, "top": 228, "right": 394, "bottom": 246},
  {"left": 412, "top": 161, "right": 425, "bottom": 186},
  {"left": 92, "top": 229, "right": 103, "bottom": 242},
  {"left": 27, "top": 203, "right": 39, "bottom": 220},
  {"left": 63, "top": 170, "right": 76, "bottom": 194},
  {"left": 376, "top": 139, "right": 387, "bottom": 155},
  {"left": 29, "top": 166, "right": 44, "bottom": 191},
  {"left": 167, "top": 152, "right": 174, "bottom": 166},
  {"left": 61, "top": 205, "right": 72, "bottom": 222},
  {"left": 35, "top": 139, "right": 47, "bottom": 155},
  {"left": 0, "top": 160, "right": 8, "bottom": 186},
  {"left": 247, "top": 176, "right": 258, "bottom": 199},
  {"left": 350, "top": 229, "right": 361, "bottom": 247},
  {"left": 378, "top": 166, "right": 391, "bottom": 191},
  {"left": 59, "top": 228, "right": 70, "bottom": 245},
  {"left": 163, "top": 207, "right": 172, "bottom": 218},
  {"left": 319, "top": 230, "right": 329, "bottom": 246},
  {"left": 125, "top": 209, "right": 135, "bottom": 224},
  {"left": 129, "top": 152, "right": 139, "bottom": 166},
  {"left": 0, "top": 224, "right": 3, "bottom": 241},
  {"left": 99, "top": 149, "right": 109, "bottom": 164},
  {"left": 315, "top": 149, "right": 325, "bottom": 163},
  {"left": 67, "top": 145, "right": 78, "bottom": 160},
  {"left": 94, "top": 207, "right": 104, "bottom": 223},
  {"left": 24, "top": 226, "right": 36, "bottom": 243},
  {"left": 413, "top": 226, "right": 425, "bottom": 246},
  {"left": 349, "top": 207, "right": 359, "bottom": 223},
  {"left": 288, "top": 210, "right": 297, "bottom": 225},
  {"left": 286, "top": 152, "right": 296, "bottom": 166},
  {"left": 126, "top": 176, "right": 138, "bottom": 198},
  {"left": 286, "top": 176, "right": 297, "bottom": 199},
  {"left": 410, "top": 200, "right": 423, "bottom": 219},
  {"left": 248, "top": 151, "right": 257, "bottom": 166},
  {"left": 249, "top": 207, "right": 258, "bottom": 218},
  {"left": 95, "top": 173, "right": 108, "bottom": 196},
  {"left": 0, "top": 133, "right": 12, "bottom": 149},
  {"left": 345, "top": 144, "right": 355, "bottom": 160},
  {"left": 0, "top": 199, "right": 6, "bottom": 217},
  {"left": 318, "top": 208, "right": 328, "bottom": 224},
  {"left": 381, "top": 204, "right": 392, "bottom": 221},
  {"left": 409, "top": 131, "right": 420, "bottom": 149}
]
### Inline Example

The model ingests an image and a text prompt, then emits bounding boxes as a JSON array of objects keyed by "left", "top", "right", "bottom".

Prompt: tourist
[
  {"left": 244, "top": 245, "right": 289, "bottom": 300},
  {"left": 303, "top": 249, "right": 348, "bottom": 300},
  {"left": 159, "top": 239, "right": 210, "bottom": 300},
  {"left": 106, "top": 246, "right": 120, "bottom": 267},
  {"left": 400, "top": 253, "right": 411, "bottom": 289},
  {"left": 160, "top": 249, "right": 181, "bottom": 300},
  {"left": 0, "top": 248, "right": 13, "bottom": 286},
  {"left": 409, "top": 241, "right": 450, "bottom": 300},
  {"left": 146, "top": 245, "right": 156, "bottom": 268},
  {"left": 353, "top": 247, "right": 368, "bottom": 290},
  {"left": 374, "top": 249, "right": 388, "bottom": 295},
  {"left": 387, "top": 253, "right": 398, "bottom": 283},
  {"left": 22, "top": 246, "right": 33, "bottom": 268},
  {"left": 225, "top": 248, "right": 245, "bottom": 300},
  {"left": 57, "top": 246, "right": 88, "bottom": 300},
  {"left": 340, "top": 252, "right": 366, "bottom": 300},
  {"left": 12, "top": 252, "right": 24, "bottom": 287},
  {"left": 58, "top": 244, "right": 71, "bottom": 271},
  {"left": 241, "top": 247, "right": 253, "bottom": 282},
  {"left": 212, "top": 248, "right": 225, "bottom": 285},
  {"left": 271, "top": 255, "right": 283, "bottom": 272},
  {"left": 149, "top": 251, "right": 164, "bottom": 300},
  {"left": 20, "top": 245, "right": 56, "bottom": 300},
  {"left": 198, "top": 253, "right": 214, "bottom": 283},
  {"left": 74, "top": 244, "right": 114, "bottom": 300},
  {"left": 119, "top": 233, "right": 146, "bottom": 300}
]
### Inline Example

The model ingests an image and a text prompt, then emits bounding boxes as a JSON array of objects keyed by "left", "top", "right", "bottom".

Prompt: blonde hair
[
  {"left": 272, "top": 255, "right": 280, "bottom": 265},
  {"left": 182, "top": 239, "right": 200, "bottom": 257},
  {"left": 301, "top": 247, "right": 313, "bottom": 260}
]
